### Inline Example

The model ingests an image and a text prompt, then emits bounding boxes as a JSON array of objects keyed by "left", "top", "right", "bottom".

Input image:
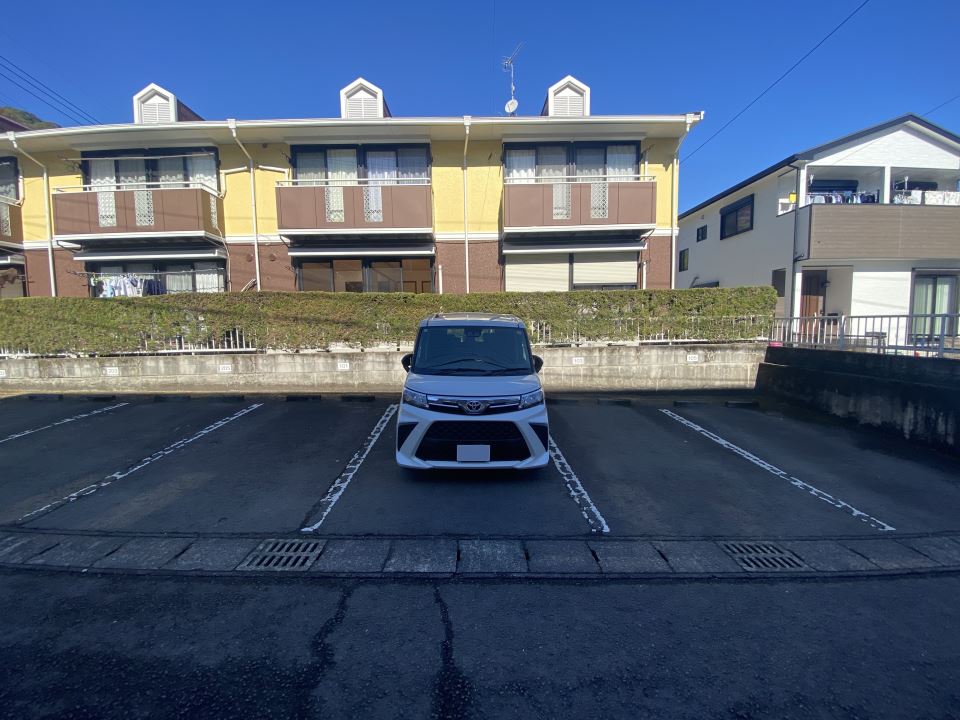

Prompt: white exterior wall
[
  {"left": 809, "top": 127, "right": 960, "bottom": 170},
  {"left": 678, "top": 172, "right": 796, "bottom": 305},
  {"left": 850, "top": 270, "right": 912, "bottom": 316}
]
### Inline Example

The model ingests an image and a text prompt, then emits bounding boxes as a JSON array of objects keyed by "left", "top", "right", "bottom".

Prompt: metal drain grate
[
  {"left": 721, "top": 542, "right": 810, "bottom": 572},
  {"left": 237, "top": 539, "right": 325, "bottom": 571}
]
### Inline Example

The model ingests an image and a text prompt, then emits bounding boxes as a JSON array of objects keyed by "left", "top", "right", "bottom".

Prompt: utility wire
[
  {"left": 683, "top": 0, "right": 872, "bottom": 163},
  {"left": 0, "top": 54, "right": 100, "bottom": 124},
  {"left": 0, "top": 67, "right": 89, "bottom": 126},
  {"left": 924, "top": 92, "right": 960, "bottom": 117}
]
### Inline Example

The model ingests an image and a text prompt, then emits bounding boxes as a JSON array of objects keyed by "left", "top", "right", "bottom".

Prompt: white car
[{"left": 396, "top": 313, "right": 550, "bottom": 470}]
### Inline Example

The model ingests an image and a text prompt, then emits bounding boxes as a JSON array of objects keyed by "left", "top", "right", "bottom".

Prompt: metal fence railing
[
  {"left": 525, "top": 315, "right": 772, "bottom": 346},
  {"left": 0, "top": 328, "right": 258, "bottom": 359},
  {"left": 771, "top": 314, "right": 960, "bottom": 358}
]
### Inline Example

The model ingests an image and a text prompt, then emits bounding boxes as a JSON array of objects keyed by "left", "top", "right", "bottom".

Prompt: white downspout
[
  {"left": 228, "top": 120, "right": 262, "bottom": 291},
  {"left": 670, "top": 112, "right": 701, "bottom": 290},
  {"left": 8, "top": 132, "right": 56, "bottom": 296},
  {"left": 462, "top": 116, "right": 472, "bottom": 294}
]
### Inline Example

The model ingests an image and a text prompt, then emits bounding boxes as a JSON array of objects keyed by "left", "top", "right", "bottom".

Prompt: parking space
[{"left": 1, "top": 393, "right": 959, "bottom": 544}]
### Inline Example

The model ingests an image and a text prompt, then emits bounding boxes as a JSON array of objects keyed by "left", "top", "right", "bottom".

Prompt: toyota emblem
[{"left": 462, "top": 400, "right": 486, "bottom": 415}]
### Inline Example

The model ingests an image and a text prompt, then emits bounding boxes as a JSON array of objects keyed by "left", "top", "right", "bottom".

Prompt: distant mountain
[{"left": 0, "top": 107, "right": 59, "bottom": 129}]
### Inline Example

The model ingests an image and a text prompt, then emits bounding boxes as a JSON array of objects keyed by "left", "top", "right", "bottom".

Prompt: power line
[
  {"left": 924, "top": 92, "right": 960, "bottom": 117},
  {"left": 0, "top": 67, "right": 90, "bottom": 126},
  {"left": 683, "top": 0, "right": 872, "bottom": 163},
  {"left": 0, "top": 54, "right": 100, "bottom": 124}
]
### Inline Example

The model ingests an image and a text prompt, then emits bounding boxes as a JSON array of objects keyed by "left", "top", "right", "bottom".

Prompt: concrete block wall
[{"left": 0, "top": 343, "right": 765, "bottom": 394}]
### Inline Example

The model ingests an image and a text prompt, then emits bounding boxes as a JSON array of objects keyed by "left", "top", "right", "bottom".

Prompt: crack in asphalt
[{"left": 432, "top": 586, "right": 473, "bottom": 720}]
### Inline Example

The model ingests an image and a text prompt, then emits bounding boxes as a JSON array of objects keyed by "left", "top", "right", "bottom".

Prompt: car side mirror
[
  {"left": 533, "top": 355, "right": 544, "bottom": 373},
  {"left": 401, "top": 354, "right": 412, "bottom": 373}
]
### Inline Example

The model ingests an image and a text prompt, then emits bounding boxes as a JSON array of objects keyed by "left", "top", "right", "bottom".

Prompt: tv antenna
[{"left": 502, "top": 43, "right": 523, "bottom": 115}]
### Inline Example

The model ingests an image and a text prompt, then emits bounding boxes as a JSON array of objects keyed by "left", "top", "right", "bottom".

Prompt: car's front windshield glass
[{"left": 412, "top": 326, "right": 533, "bottom": 376}]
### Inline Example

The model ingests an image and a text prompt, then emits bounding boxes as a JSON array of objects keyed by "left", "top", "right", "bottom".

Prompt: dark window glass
[
  {"left": 412, "top": 326, "right": 533, "bottom": 376},
  {"left": 0, "top": 157, "right": 18, "bottom": 200},
  {"left": 301, "top": 261, "right": 334, "bottom": 291},
  {"left": 696, "top": 225, "right": 707, "bottom": 242},
  {"left": 678, "top": 249, "right": 689, "bottom": 272},
  {"left": 772, "top": 269, "right": 786, "bottom": 298},
  {"left": 720, "top": 195, "right": 753, "bottom": 239}
]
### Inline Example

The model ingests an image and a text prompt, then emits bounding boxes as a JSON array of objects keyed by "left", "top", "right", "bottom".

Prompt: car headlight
[
  {"left": 402, "top": 387, "right": 429, "bottom": 409},
  {"left": 519, "top": 389, "right": 544, "bottom": 409}
]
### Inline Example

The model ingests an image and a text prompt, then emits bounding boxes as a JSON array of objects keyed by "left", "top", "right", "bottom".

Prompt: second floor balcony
[
  {"left": 53, "top": 183, "right": 223, "bottom": 241},
  {"left": 502, "top": 175, "right": 657, "bottom": 234},
  {"left": 276, "top": 179, "right": 433, "bottom": 236}
]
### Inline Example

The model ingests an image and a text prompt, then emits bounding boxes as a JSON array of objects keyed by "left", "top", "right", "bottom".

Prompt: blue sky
[{"left": 3, "top": 0, "right": 958, "bottom": 210}]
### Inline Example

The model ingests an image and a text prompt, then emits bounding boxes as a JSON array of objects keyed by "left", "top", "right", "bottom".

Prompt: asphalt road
[
  {"left": 2, "top": 392, "right": 960, "bottom": 718},
  {"left": 1, "top": 570, "right": 959, "bottom": 719}
]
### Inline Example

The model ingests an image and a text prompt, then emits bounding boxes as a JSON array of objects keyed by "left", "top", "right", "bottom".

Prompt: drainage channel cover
[
  {"left": 237, "top": 539, "right": 325, "bottom": 571},
  {"left": 721, "top": 542, "right": 810, "bottom": 572}
]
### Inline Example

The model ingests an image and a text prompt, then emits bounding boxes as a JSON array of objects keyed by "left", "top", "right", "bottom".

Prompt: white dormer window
[
  {"left": 545, "top": 76, "right": 590, "bottom": 117},
  {"left": 340, "top": 78, "right": 386, "bottom": 119},
  {"left": 133, "top": 84, "right": 177, "bottom": 124}
]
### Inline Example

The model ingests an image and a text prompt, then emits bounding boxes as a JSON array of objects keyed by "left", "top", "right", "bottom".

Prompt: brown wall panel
[
  {"left": 227, "top": 243, "right": 297, "bottom": 293},
  {"left": 436, "top": 239, "right": 501, "bottom": 295},
  {"left": 807, "top": 205, "right": 960, "bottom": 260},
  {"left": 23, "top": 248, "right": 87, "bottom": 297},
  {"left": 52, "top": 188, "right": 215, "bottom": 238},
  {"left": 504, "top": 181, "right": 656, "bottom": 229},
  {"left": 276, "top": 185, "right": 432, "bottom": 231},
  {"left": 640, "top": 234, "right": 672, "bottom": 289}
]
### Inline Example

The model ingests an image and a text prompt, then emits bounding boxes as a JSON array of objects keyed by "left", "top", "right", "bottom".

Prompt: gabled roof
[{"left": 680, "top": 114, "right": 960, "bottom": 219}]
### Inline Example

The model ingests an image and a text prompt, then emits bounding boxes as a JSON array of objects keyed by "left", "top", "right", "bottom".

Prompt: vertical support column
[
  {"left": 881, "top": 166, "right": 892, "bottom": 203},
  {"left": 797, "top": 165, "right": 808, "bottom": 207}
]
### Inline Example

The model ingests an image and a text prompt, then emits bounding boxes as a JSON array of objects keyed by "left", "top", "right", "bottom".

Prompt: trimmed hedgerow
[{"left": 0, "top": 287, "right": 776, "bottom": 355}]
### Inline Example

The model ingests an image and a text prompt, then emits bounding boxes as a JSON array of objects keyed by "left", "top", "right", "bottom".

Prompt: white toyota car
[{"left": 396, "top": 313, "right": 550, "bottom": 470}]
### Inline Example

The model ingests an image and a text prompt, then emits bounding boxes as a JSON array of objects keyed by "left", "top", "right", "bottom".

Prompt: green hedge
[{"left": 0, "top": 287, "right": 776, "bottom": 355}]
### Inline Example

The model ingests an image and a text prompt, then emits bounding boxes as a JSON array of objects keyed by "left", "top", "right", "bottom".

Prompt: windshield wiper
[
  {"left": 414, "top": 367, "right": 488, "bottom": 375},
  {"left": 485, "top": 367, "right": 533, "bottom": 375}
]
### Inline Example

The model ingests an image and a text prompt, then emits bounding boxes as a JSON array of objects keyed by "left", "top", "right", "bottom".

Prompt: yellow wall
[
  {"left": 219, "top": 144, "right": 289, "bottom": 237},
  {"left": 18, "top": 151, "right": 82, "bottom": 241},
  {"left": 432, "top": 140, "right": 503, "bottom": 234},
  {"left": 642, "top": 140, "right": 679, "bottom": 230}
]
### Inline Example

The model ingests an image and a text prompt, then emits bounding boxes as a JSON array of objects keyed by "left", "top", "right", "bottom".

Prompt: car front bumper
[{"left": 395, "top": 401, "right": 550, "bottom": 470}]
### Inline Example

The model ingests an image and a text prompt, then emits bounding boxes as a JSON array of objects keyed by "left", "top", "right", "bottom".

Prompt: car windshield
[{"left": 412, "top": 326, "right": 533, "bottom": 376}]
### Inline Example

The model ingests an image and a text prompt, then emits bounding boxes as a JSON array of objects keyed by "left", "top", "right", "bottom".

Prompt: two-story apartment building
[
  {"left": 677, "top": 115, "right": 960, "bottom": 319},
  {"left": 0, "top": 77, "right": 701, "bottom": 298}
]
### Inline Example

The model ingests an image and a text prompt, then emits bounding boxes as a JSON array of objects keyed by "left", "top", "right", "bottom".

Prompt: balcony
[
  {"left": 276, "top": 180, "right": 433, "bottom": 235},
  {"left": 0, "top": 199, "right": 23, "bottom": 245},
  {"left": 503, "top": 176, "right": 656, "bottom": 234},
  {"left": 53, "top": 183, "right": 223, "bottom": 241},
  {"left": 799, "top": 203, "right": 960, "bottom": 260}
]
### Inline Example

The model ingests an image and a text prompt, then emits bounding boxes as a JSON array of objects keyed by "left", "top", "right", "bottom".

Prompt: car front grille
[
  {"left": 426, "top": 397, "right": 521, "bottom": 416},
  {"left": 415, "top": 421, "right": 530, "bottom": 462}
]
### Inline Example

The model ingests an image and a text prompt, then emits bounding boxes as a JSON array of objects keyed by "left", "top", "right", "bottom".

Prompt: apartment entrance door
[{"left": 800, "top": 270, "right": 827, "bottom": 316}]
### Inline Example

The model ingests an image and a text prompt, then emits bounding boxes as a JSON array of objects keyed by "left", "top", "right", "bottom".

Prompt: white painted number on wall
[
  {"left": 686, "top": 354, "right": 700, "bottom": 363},
  {"left": 218, "top": 364, "right": 233, "bottom": 373},
  {"left": 337, "top": 361, "right": 351, "bottom": 371},
  {"left": 571, "top": 357, "right": 585, "bottom": 366},
  {"left": 103, "top": 366, "right": 120, "bottom": 376}
]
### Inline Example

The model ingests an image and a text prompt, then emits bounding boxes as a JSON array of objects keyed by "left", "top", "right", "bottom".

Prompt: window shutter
[
  {"left": 504, "top": 254, "right": 569, "bottom": 292},
  {"left": 572, "top": 252, "right": 638, "bottom": 285},
  {"left": 140, "top": 96, "right": 172, "bottom": 124},
  {"left": 345, "top": 89, "right": 380, "bottom": 118},
  {"left": 553, "top": 87, "right": 585, "bottom": 116}
]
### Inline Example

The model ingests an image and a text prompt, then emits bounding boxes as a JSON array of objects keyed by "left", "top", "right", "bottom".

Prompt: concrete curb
[{"left": 2, "top": 530, "right": 959, "bottom": 581}]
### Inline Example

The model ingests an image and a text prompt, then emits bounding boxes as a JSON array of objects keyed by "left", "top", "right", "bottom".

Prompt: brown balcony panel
[
  {"left": 1, "top": 202, "right": 24, "bottom": 244},
  {"left": 276, "top": 184, "right": 432, "bottom": 231},
  {"left": 504, "top": 181, "right": 656, "bottom": 229},
  {"left": 53, "top": 188, "right": 216, "bottom": 237},
  {"left": 806, "top": 204, "right": 960, "bottom": 260}
]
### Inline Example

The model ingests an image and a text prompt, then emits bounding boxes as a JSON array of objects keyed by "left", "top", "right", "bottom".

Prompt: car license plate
[{"left": 457, "top": 444, "right": 490, "bottom": 462}]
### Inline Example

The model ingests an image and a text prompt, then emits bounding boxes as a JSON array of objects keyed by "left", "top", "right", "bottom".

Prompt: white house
[{"left": 677, "top": 115, "right": 960, "bottom": 322}]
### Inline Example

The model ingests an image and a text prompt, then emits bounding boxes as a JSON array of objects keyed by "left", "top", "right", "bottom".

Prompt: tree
[{"left": 0, "top": 107, "right": 60, "bottom": 129}]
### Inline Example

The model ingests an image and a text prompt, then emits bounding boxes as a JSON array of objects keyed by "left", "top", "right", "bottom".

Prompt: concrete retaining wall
[
  {"left": 0, "top": 343, "right": 764, "bottom": 394},
  {"left": 758, "top": 346, "right": 959, "bottom": 454}
]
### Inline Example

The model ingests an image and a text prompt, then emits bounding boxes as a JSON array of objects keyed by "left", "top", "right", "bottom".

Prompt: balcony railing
[
  {"left": 0, "top": 197, "right": 23, "bottom": 243},
  {"left": 276, "top": 178, "right": 433, "bottom": 234},
  {"left": 503, "top": 175, "right": 656, "bottom": 231},
  {"left": 771, "top": 314, "right": 960, "bottom": 358},
  {"left": 892, "top": 190, "right": 960, "bottom": 206},
  {"left": 53, "top": 182, "right": 222, "bottom": 239}
]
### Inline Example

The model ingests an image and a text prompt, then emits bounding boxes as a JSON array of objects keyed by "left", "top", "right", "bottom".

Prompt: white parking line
[
  {"left": 301, "top": 404, "right": 398, "bottom": 533},
  {"left": 0, "top": 403, "right": 130, "bottom": 445},
  {"left": 658, "top": 408, "right": 895, "bottom": 532},
  {"left": 549, "top": 436, "right": 610, "bottom": 534},
  {"left": 18, "top": 403, "right": 264, "bottom": 523}
]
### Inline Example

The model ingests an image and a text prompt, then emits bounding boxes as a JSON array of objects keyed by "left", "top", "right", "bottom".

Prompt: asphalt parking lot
[
  {"left": 3, "top": 392, "right": 960, "bottom": 718},
  {"left": 2, "top": 392, "right": 960, "bottom": 576}
]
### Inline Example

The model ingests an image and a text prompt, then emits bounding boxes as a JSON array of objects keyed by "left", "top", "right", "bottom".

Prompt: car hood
[{"left": 405, "top": 373, "right": 542, "bottom": 397}]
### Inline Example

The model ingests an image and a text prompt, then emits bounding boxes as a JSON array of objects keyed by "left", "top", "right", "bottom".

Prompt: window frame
[
  {"left": 291, "top": 144, "right": 432, "bottom": 184},
  {"left": 296, "top": 257, "right": 435, "bottom": 294},
  {"left": 86, "top": 259, "right": 226, "bottom": 296},
  {"left": 503, "top": 141, "right": 641, "bottom": 180},
  {"left": 80, "top": 147, "right": 220, "bottom": 192},
  {"left": 719, "top": 194, "right": 754, "bottom": 239},
  {"left": 0, "top": 156, "right": 20, "bottom": 201},
  {"left": 696, "top": 225, "right": 707, "bottom": 242},
  {"left": 678, "top": 248, "right": 689, "bottom": 273}
]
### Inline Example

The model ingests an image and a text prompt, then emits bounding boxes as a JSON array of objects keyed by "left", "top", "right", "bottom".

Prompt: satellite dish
[{"left": 504, "top": 98, "right": 518, "bottom": 114}]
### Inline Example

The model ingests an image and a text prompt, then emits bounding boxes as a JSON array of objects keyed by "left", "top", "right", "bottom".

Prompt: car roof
[{"left": 419, "top": 312, "right": 525, "bottom": 328}]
